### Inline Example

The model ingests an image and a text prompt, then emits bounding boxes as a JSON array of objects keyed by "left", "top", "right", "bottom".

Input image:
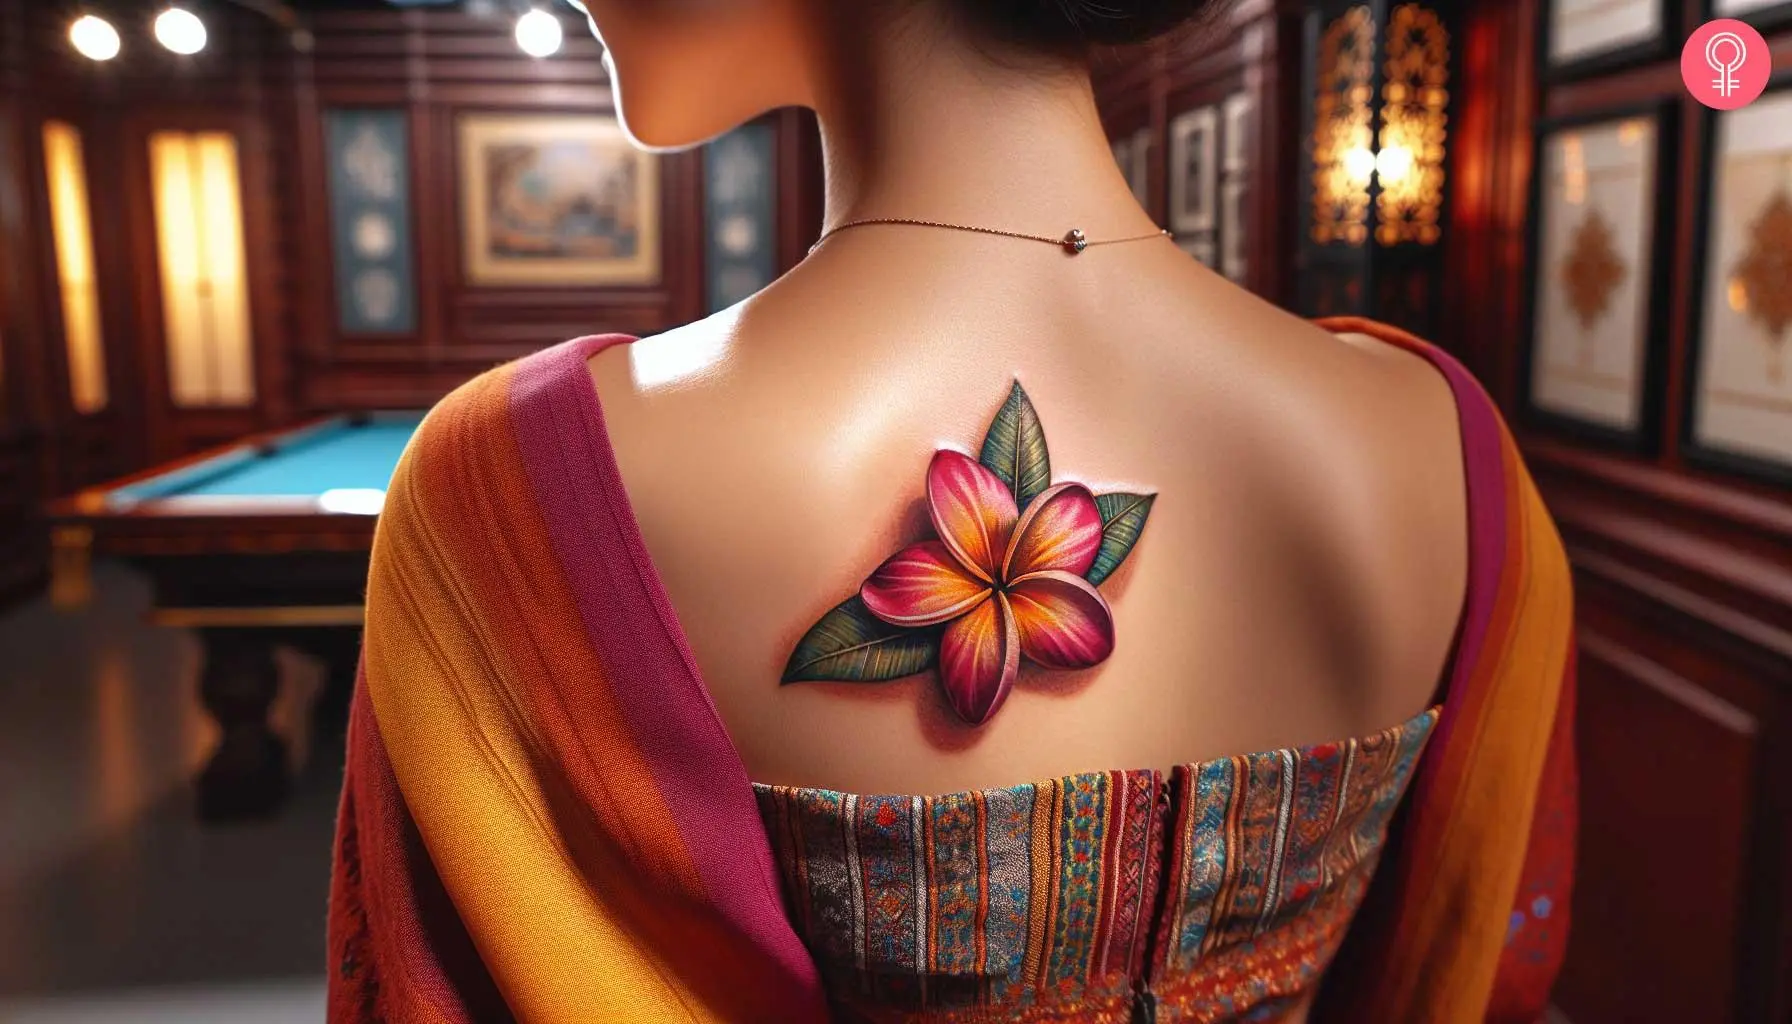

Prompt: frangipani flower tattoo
[{"left": 781, "top": 382, "right": 1156, "bottom": 725}]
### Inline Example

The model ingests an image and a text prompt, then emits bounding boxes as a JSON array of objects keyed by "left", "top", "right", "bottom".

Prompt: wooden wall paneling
[
  {"left": 774, "top": 107, "right": 825, "bottom": 271},
  {"left": 410, "top": 87, "right": 446, "bottom": 371},
  {"left": 1553, "top": 546, "right": 1792, "bottom": 1024},
  {"left": 1440, "top": 0, "right": 1536, "bottom": 404},
  {"left": 1558, "top": 594, "right": 1765, "bottom": 1024},
  {"left": 0, "top": 93, "right": 50, "bottom": 607},
  {"left": 286, "top": 38, "right": 335, "bottom": 379},
  {"left": 1238, "top": 1, "right": 1305, "bottom": 306},
  {"left": 1524, "top": 438, "right": 1792, "bottom": 1022}
]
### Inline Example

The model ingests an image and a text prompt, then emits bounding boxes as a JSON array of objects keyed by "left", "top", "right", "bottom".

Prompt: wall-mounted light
[
  {"left": 69, "top": 15, "right": 122, "bottom": 61},
  {"left": 1299, "top": 0, "right": 1455, "bottom": 332},
  {"left": 154, "top": 7, "right": 208, "bottom": 55},
  {"left": 515, "top": 9, "right": 562, "bottom": 58}
]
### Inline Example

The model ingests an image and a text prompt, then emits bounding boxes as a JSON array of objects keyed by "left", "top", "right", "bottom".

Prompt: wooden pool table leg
[{"left": 195, "top": 628, "right": 290, "bottom": 821}]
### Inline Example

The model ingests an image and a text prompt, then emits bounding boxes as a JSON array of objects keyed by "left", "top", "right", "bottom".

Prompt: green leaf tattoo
[
  {"left": 1086, "top": 492, "right": 1156, "bottom": 585},
  {"left": 780, "top": 596, "right": 939, "bottom": 684},
  {"left": 979, "top": 381, "right": 1052, "bottom": 509}
]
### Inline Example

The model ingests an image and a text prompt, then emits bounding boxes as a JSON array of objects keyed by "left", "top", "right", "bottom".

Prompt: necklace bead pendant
[{"left": 1062, "top": 228, "right": 1088, "bottom": 254}]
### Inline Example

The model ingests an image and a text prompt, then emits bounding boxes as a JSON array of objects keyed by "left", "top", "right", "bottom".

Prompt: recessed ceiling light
[
  {"left": 515, "top": 9, "right": 562, "bottom": 58},
  {"left": 154, "top": 7, "right": 207, "bottom": 56},
  {"left": 69, "top": 15, "right": 121, "bottom": 61}
]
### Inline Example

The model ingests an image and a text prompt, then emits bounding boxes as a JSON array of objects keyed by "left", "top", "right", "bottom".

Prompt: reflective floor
[{"left": 0, "top": 564, "right": 335, "bottom": 1023}]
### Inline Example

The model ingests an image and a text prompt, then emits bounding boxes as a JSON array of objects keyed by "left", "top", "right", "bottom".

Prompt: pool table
[{"left": 46, "top": 411, "right": 425, "bottom": 821}]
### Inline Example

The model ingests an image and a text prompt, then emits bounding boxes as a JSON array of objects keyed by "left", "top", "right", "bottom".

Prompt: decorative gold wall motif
[
  {"left": 1729, "top": 188, "right": 1792, "bottom": 381},
  {"left": 1311, "top": 6, "right": 1376, "bottom": 246},
  {"left": 1562, "top": 208, "right": 1628, "bottom": 333},
  {"left": 1375, "top": 3, "right": 1450, "bottom": 246}
]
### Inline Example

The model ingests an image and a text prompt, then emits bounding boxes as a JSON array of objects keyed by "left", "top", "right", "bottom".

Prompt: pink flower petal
[
  {"left": 1003, "top": 483, "right": 1103, "bottom": 581},
  {"left": 1006, "top": 570, "right": 1116, "bottom": 669},
  {"left": 861, "top": 541, "right": 993, "bottom": 627},
  {"left": 938, "top": 591, "right": 1019, "bottom": 725},
  {"left": 927, "top": 450, "right": 1018, "bottom": 584}
]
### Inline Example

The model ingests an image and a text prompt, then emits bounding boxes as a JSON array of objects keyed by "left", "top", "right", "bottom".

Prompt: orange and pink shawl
[{"left": 326, "top": 317, "right": 1576, "bottom": 1023}]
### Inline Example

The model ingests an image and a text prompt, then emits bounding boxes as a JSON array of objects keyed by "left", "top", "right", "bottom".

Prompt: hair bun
[{"left": 958, "top": 0, "right": 1222, "bottom": 51}]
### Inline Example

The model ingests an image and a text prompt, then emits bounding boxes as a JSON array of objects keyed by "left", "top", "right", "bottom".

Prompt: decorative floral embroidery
[
  {"left": 754, "top": 708, "right": 1439, "bottom": 1022},
  {"left": 781, "top": 383, "right": 1155, "bottom": 724}
]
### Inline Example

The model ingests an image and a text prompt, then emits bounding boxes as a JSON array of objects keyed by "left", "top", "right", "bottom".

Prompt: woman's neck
[{"left": 807, "top": 20, "right": 1160, "bottom": 243}]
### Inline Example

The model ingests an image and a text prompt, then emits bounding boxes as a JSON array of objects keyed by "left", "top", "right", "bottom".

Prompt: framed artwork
[
  {"left": 704, "top": 123, "right": 776, "bottom": 313},
  {"left": 1708, "top": 0, "right": 1792, "bottom": 31},
  {"left": 1540, "top": 0, "right": 1673, "bottom": 80},
  {"left": 1222, "top": 92, "right": 1252, "bottom": 175},
  {"left": 457, "top": 113, "right": 660, "bottom": 287},
  {"left": 1220, "top": 91, "right": 1254, "bottom": 285},
  {"left": 1684, "top": 79, "right": 1792, "bottom": 485},
  {"left": 1520, "top": 105, "right": 1676, "bottom": 449},
  {"left": 323, "top": 109, "right": 415, "bottom": 334},
  {"left": 1220, "top": 179, "right": 1248, "bottom": 283},
  {"left": 1168, "top": 105, "right": 1218, "bottom": 234}
]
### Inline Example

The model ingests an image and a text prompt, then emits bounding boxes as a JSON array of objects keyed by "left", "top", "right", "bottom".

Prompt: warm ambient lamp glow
[
  {"left": 515, "top": 9, "right": 563, "bottom": 58},
  {"left": 43, "top": 121, "right": 109, "bottom": 414},
  {"left": 148, "top": 131, "right": 256, "bottom": 407},
  {"left": 154, "top": 7, "right": 207, "bottom": 55},
  {"left": 69, "top": 15, "right": 121, "bottom": 61},
  {"left": 1310, "top": 3, "right": 1448, "bottom": 247}
]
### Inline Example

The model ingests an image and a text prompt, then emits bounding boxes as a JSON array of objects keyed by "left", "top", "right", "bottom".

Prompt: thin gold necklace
[{"left": 807, "top": 218, "right": 1171, "bottom": 257}]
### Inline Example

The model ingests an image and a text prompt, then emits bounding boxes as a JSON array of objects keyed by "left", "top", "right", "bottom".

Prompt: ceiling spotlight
[
  {"left": 154, "top": 7, "right": 207, "bottom": 55},
  {"left": 69, "top": 15, "right": 121, "bottom": 61},
  {"left": 515, "top": 9, "right": 562, "bottom": 58}
]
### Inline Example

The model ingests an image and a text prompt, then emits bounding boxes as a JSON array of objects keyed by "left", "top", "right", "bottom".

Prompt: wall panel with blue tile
[
  {"left": 323, "top": 109, "right": 417, "bottom": 335},
  {"left": 703, "top": 124, "right": 777, "bottom": 313}
]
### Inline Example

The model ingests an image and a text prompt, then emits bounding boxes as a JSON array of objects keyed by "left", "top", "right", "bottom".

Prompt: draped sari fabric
[{"left": 326, "top": 318, "right": 1576, "bottom": 1023}]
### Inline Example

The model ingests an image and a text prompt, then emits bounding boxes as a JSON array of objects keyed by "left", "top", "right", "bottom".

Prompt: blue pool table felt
[{"left": 113, "top": 413, "right": 424, "bottom": 504}]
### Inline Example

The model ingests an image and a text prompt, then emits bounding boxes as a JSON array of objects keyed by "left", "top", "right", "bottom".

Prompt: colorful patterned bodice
[{"left": 753, "top": 708, "right": 1438, "bottom": 1024}]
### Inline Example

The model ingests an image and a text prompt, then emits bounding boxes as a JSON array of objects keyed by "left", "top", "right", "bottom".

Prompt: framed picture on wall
[
  {"left": 1539, "top": 0, "right": 1673, "bottom": 80},
  {"left": 457, "top": 113, "right": 660, "bottom": 287},
  {"left": 704, "top": 123, "right": 776, "bottom": 313},
  {"left": 1684, "top": 78, "right": 1792, "bottom": 485},
  {"left": 1220, "top": 91, "right": 1254, "bottom": 285},
  {"left": 1220, "top": 179, "right": 1248, "bottom": 283},
  {"left": 1168, "top": 105, "right": 1218, "bottom": 234},
  {"left": 1707, "top": 0, "right": 1792, "bottom": 31},
  {"left": 1520, "top": 104, "right": 1676, "bottom": 449},
  {"left": 323, "top": 108, "right": 416, "bottom": 334}
]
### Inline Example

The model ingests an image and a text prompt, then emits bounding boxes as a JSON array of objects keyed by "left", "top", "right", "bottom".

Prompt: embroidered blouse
[{"left": 755, "top": 707, "right": 1438, "bottom": 1023}]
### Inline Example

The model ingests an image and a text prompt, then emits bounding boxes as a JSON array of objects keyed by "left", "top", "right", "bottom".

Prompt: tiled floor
[{"left": 0, "top": 563, "right": 336, "bottom": 1022}]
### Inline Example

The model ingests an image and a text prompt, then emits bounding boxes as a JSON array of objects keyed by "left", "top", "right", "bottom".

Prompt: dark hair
[{"left": 950, "top": 0, "right": 1224, "bottom": 53}]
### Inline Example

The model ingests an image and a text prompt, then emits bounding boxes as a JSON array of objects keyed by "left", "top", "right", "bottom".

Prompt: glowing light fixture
[
  {"left": 148, "top": 131, "right": 256, "bottom": 408},
  {"left": 43, "top": 121, "right": 108, "bottom": 414},
  {"left": 69, "top": 15, "right": 122, "bottom": 61},
  {"left": 515, "top": 9, "right": 563, "bottom": 57},
  {"left": 154, "top": 7, "right": 207, "bottom": 55},
  {"left": 1299, "top": 0, "right": 1455, "bottom": 332}
]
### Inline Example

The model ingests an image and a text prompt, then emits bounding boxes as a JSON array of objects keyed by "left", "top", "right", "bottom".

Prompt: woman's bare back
[{"left": 589, "top": 229, "right": 1467, "bottom": 795}]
